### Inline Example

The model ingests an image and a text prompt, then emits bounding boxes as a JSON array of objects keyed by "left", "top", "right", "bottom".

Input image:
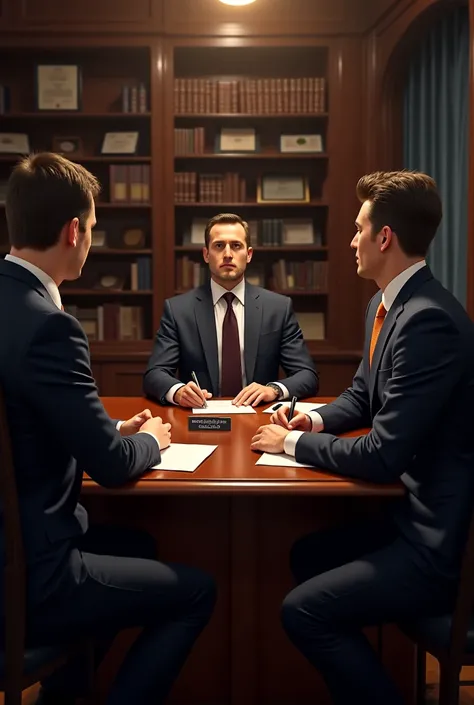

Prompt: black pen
[
  {"left": 288, "top": 396, "right": 297, "bottom": 422},
  {"left": 191, "top": 371, "right": 208, "bottom": 408},
  {"left": 272, "top": 403, "right": 283, "bottom": 411}
]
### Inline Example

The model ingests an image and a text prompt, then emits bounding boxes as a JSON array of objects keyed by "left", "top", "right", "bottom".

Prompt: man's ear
[
  {"left": 380, "top": 227, "right": 393, "bottom": 252},
  {"left": 65, "top": 218, "right": 80, "bottom": 247},
  {"left": 202, "top": 247, "right": 210, "bottom": 263}
]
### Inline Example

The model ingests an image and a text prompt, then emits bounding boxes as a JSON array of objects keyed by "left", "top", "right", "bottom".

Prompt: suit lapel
[
  {"left": 194, "top": 285, "right": 219, "bottom": 395},
  {"left": 244, "top": 283, "right": 262, "bottom": 383},
  {"left": 368, "top": 265, "right": 434, "bottom": 404}
]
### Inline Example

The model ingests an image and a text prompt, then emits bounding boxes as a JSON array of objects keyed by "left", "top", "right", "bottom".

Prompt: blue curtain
[{"left": 403, "top": 5, "right": 469, "bottom": 305}]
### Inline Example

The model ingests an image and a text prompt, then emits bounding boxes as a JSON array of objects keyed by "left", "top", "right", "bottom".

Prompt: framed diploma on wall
[{"left": 35, "top": 65, "right": 82, "bottom": 111}]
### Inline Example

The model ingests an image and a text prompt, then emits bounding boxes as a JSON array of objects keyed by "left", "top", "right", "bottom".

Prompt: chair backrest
[
  {"left": 0, "top": 385, "right": 26, "bottom": 681},
  {"left": 446, "top": 504, "right": 474, "bottom": 664}
]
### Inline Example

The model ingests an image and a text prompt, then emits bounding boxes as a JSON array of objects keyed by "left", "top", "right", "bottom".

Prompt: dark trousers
[
  {"left": 281, "top": 519, "right": 454, "bottom": 705},
  {"left": 27, "top": 525, "right": 216, "bottom": 705}
]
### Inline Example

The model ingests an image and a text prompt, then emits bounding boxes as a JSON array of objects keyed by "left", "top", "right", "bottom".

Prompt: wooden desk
[
  {"left": 82, "top": 398, "right": 413, "bottom": 705},
  {"left": 83, "top": 397, "right": 403, "bottom": 497}
]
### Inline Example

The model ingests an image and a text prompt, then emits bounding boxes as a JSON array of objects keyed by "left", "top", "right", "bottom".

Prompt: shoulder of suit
[
  {"left": 248, "top": 284, "right": 290, "bottom": 304},
  {"left": 166, "top": 286, "right": 207, "bottom": 309}
]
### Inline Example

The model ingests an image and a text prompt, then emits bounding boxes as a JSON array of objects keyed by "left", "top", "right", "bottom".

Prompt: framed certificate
[
  {"left": 101, "top": 132, "right": 139, "bottom": 155},
  {"left": 257, "top": 175, "right": 310, "bottom": 203},
  {"left": 217, "top": 128, "right": 257, "bottom": 153},
  {"left": 35, "top": 65, "right": 82, "bottom": 112}
]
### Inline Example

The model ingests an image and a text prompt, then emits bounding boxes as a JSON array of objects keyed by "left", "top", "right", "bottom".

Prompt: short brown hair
[
  {"left": 204, "top": 213, "right": 250, "bottom": 249},
  {"left": 6, "top": 152, "right": 100, "bottom": 251},
  {"left": 356, "top": 170, "right": 442, "bottom": 257}
]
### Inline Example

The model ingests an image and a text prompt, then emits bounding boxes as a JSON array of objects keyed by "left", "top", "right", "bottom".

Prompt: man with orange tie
[{"left": 251, "top": 171, "right": 474, "bottom": 705}]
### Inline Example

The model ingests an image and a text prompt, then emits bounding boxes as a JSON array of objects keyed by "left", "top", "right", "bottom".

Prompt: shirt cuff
[
  {"left": 139, "top": 430, "right": 161, "bottom": 450},
  {"left": 309, "top": 411, "right": 325, "bottom": 432},
  {"left": 273, "top": 382, "right": 289, "bottom": 400},
  {"left": 116, "top": 420, "right": 124, "bottom": 431},
  {"left": 166, "top": 383, "right": 185, "bottom": 404},
  {"left": 283, "top": 430, "right": 305, "bottom": 456}
]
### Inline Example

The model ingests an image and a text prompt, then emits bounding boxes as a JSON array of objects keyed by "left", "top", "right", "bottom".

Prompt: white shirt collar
[
  {"left": 210, "top": 277, "right": 246, "bottom": 307},
  {"left": 382, "top": 260, "right": 426, "bottom": 312},
  {"left": 5, "top": 254, "right": 62, "bottom": 310}
]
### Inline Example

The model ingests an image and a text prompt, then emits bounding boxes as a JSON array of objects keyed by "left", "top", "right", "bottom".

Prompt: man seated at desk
[
  {"left": 144, "top": 213, "right": 318, "bottom": 408},
  {"left": 251, "top": 170, "right": 474, "bottom": 705}
]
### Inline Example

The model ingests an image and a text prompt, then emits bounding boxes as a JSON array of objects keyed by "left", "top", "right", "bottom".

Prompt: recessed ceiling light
[{"left": 219, "top": 0, "right": 257, "bottom": 6}]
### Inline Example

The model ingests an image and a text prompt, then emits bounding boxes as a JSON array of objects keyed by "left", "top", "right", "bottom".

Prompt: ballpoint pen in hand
[
  {"left": 288, "top": 396, "right": 297, "bottom": 422},
  {"left": 191, "top": 371, "right": 208, "bottom": 408}
]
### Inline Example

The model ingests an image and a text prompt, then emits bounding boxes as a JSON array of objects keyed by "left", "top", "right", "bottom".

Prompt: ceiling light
[{"left": 219, "top": 0, "right": 257, "bottom": 5}]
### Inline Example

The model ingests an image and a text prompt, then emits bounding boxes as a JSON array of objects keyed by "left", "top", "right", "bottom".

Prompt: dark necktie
[{"left": 220, "top": 292, "right": 242, "bottom": 397}]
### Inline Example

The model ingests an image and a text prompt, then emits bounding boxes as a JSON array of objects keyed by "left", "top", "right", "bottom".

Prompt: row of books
[
  {"left": 183, "top": 217, "right": 323, "bottom": 247},
  {"left": 176, "top": 258, "right": 328, "bottom": 293},
  {"left": 174, "top": 77, "right": 327, "bottom": 115},
  {"left": 64, "top": 304, "right": 144, "bottom": 341},
  {"left": 109, "top": 165, "right": 150, "bottom": 203},
  {"left": 175, "top": 128, "right": 206, "bottom": 155},
  {"left": 174, "top": 171, "right": 246, "bottom": 204}
]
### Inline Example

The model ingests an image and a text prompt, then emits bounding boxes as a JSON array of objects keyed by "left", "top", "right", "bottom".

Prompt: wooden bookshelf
[
  {"left": 170, "top": 44, "right": 330, "bottom": 347},
  {"left": 0, "top": 45, "right": 155, "bottom": 348}
]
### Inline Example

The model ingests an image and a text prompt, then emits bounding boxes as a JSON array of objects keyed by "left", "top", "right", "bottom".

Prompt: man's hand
[
  {"left": 174, "top": 382, "right": 212, "bottom": 408},
  {"left": 270, "top": 406, "right": 312, "bottom": 432},
  {"left": 120, "top": 409, "right": 153, "bottom": 436},
  {"left": 233, "top": 383, "right": 278, "bottom": 407},
  {"left": 138, "top": 416, "right": 172, "bottom": 450},
  {"left": 250, "top": 424, "right": 290, "bottom": 453}
]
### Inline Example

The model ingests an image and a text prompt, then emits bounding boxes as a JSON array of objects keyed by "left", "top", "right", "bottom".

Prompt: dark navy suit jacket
[
  {"left": 296, "top": 266, "right": 474, "bottom": 579},
  {"left": 0, "top": 259, "right": 161, "bottom": 614},
  {"left": 144, "top": 282, "right": 318, "bottom": 403}
]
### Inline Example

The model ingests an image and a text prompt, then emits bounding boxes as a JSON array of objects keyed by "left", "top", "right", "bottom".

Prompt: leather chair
[{"left": 0, "top": 386, "right": 92, "bottom": 705}]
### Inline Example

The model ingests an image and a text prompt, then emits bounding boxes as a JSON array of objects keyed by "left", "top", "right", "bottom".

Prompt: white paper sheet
[
  {"left": 263, "top": 401, "right": 327, "bottom": 414},
  {"left": 255, "top": 452, "right": 315, "bottom": 469},
  {"left": 192, "top": 400, "right": 256, "bottom": 414},
  {"left": 151, "top": 443, "right": 217, "bottom": 472}
]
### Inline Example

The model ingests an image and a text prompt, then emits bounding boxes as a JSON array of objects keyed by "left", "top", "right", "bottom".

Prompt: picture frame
[
  {"left": 217, "top": 128, "right": 257, "bottom": 153},
  {"left": 101, "top": 131, "right": 139, "bottom": 155},
  {"left": 0, "top": 133, "right": 30, "bottom": 154},
  {"left": 35, "top": 64, "right": 82, "bottom": 112},
  {"left": 52, "top": 136, "right": 83, "bottom": 158},
  {"left": 280, "top": 134, "right": 323, "bottom": 153},
  {"left": 257, "top": 175, "right": 310, "bottom": 203}
]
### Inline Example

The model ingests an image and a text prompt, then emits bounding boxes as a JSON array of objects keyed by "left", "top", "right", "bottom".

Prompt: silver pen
[{"left": 191, "top": 371, "right": 208, "bottom": 408}]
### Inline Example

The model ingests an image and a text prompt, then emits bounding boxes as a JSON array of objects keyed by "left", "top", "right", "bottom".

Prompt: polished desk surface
[{"left": 82, "top": 397, "right": 403, "bottom": 497}]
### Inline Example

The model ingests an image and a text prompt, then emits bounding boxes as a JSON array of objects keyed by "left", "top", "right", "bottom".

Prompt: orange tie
[{"left": 369, "top": 302, "right": 387, "bottom": 366}]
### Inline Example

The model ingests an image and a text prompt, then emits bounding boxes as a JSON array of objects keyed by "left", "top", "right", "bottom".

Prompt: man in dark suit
[
  {"left": 0, "top": 153, "right": 216, "bottom": 705},
  {"left": 144, "top": 213, "right": 318, "bottom": 408},
  {"left": 251, "top": 171, "right": 474, "bottom": 705}
]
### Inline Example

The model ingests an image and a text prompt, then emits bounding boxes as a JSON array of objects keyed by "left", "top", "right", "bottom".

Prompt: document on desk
[
  {"left": 192, "top": 400, "right": 256, "bottom": 414},
  {"left": 151, "top": 444, "right": 217, "bottom": 472},
  {"left": 263, "top": 401, "right": 327, "bottom": 414},
  {"left": 256, "top": 452, "right": 315, "bottom": 469}
]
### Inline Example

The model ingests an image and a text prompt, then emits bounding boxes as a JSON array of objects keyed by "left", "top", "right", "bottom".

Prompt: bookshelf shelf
[
  {"left": 95, "top": 203, "right": 152, "bottom": 209},
  {"left": 175, "top": 245, "right": 328, "bottom": 252},
  {"left": 89, "top": 249, "right": 153, "bottom": 255},
  {"left": 0, "top": 156, "right": 152, "bottom": 164},
  {"left": 175, "top": 153, "right": 328, "bottom": 160},
  {"left": 175, "top": 201, "right": 328, "bottom": 208},
  {"left": 175, "top": 113, "right": 329, "bottom": 119},
  {"left": 60, "top": 290, "right": 153, "bottom": 296},
  {"left": 0, "top": 112, "right": 151, "bottom": 119}
]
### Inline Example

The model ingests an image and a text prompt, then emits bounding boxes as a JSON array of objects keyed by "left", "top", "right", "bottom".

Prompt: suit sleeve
[
  {"left": 317, "top": 360, "right": 371, "bottom": 433},
  {"left": 295, "top": 309, "right": 462, "bottom": 483},
  {"left": 277, "top": 298, "right": 319, "bottom": 398},
  {"left": 143, "top": 300, "right": 184, "bottom": 404},
  {"left": 24, "top": 312, "right": 161, "bottom": 488}
]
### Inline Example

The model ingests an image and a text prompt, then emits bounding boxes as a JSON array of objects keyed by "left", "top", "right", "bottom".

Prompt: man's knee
[{"left": 281, "top": 585, "right": 327, "bottom": 641}]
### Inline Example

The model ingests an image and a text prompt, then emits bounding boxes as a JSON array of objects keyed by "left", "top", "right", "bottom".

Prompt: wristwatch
[{"left": 266, "top": 382, "right": 283, "bottom": 400}]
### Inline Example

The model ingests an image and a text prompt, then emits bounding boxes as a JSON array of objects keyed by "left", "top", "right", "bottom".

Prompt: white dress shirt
[
  {"left": 5, "top": 254, "right": 159, "bottom": 447},
  {"left": 283, "top": 260, "right": 427, "bottom": 456},
  {"left": 167, "top": 278, "right": 288, "bottom": 402}
]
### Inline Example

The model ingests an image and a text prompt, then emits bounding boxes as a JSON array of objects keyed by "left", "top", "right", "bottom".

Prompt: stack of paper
[
  {"left": 151, "top": 443, "right": 217, "bottom": 473},
  {"left": 192, "top": 400, "right": 256, "bottom": 414}
]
